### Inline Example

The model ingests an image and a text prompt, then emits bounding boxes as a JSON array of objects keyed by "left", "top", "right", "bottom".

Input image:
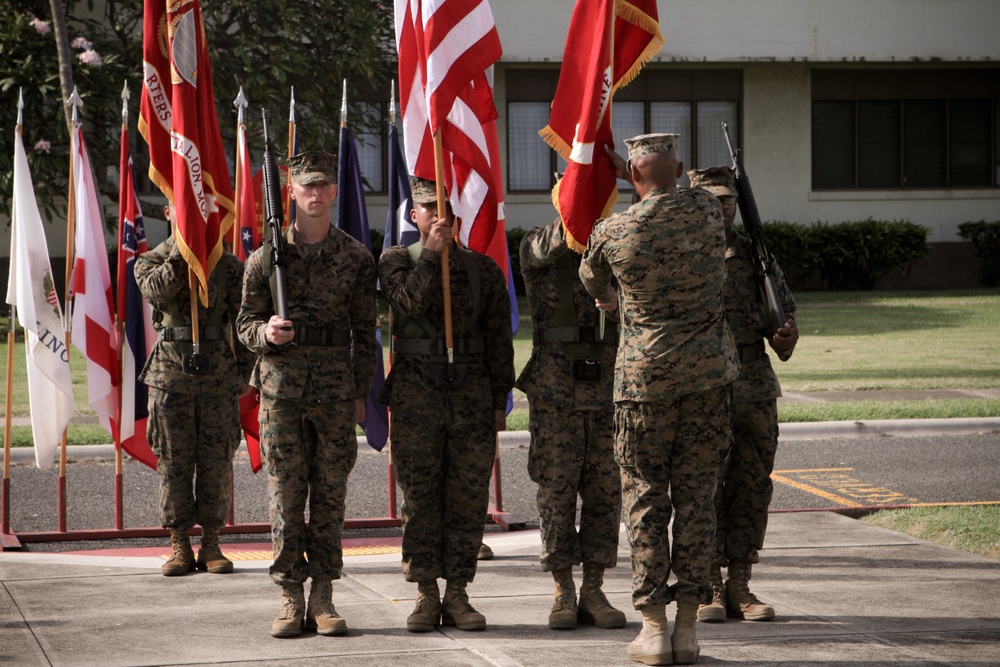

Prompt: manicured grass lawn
[
  {"left": 861, "top": 505, "right": 1000, "bottom": 560},
  {"left": 2, "top": 288, "right": 998, "bottom": 444}
]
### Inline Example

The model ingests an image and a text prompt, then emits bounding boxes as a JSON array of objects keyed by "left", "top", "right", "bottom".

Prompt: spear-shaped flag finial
[
  {"left": 390, "top": 79, "right": 396, "bottom": 126},
  {"left": 67, "top": 86, "right": 83, "bottom": 124},
  {"left": 17, "top": 87, "right": 24, "bottom": 127},
  {"left": 341, "top": 79, "right": 348, "bottom": 128},
  {"left": 288, "top": 86, "right": 296, "bottom": 123},
  {"left": 234, "top": 86, "right": 248, "bottom": 124},
  {"left": 121, "top": 81, "right": 130, "bottom": 124}
]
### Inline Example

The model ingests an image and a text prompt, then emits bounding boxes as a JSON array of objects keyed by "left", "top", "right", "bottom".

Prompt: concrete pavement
[{"left": 2, "top": 511, "right": 999, "bottom": 666}]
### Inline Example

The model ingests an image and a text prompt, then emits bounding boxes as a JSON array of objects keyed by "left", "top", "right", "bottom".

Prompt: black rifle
[
  {"left": 260, "top": 108, "right": 289, "bottom": 321},
  {"left": 721, "top": 122, "right": 786, "bottom": 336}
]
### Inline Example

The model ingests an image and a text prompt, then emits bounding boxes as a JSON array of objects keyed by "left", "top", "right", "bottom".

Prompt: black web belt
[
  {"left": 393, "top": 337, "right": 484, "bottom": 356},
  {"left": 160, "top": 326, "right": 226, "bottom": 342},
  {"left": 738, "top": 341, "right": 765, "bottom": 363},
  {"left": 533, "top": 325, "right": 617, "bottom": 345},
  {"left": 294, "top": 326, "right": 350, "bottom": 347}
]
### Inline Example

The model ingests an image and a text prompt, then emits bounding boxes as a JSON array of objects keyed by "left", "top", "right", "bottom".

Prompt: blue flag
[
  {"left": 337, "top": 125, "right": 389, "bottom": 451},
  {"left": 382, "top": 121, "right": 418, "bottom": 249}
]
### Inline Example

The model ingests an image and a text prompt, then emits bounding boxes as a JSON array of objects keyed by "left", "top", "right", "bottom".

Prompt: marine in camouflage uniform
[
  {"left": 135, "top": 206, "right": 255, "bottom": 578},
  {"left": 688, "top": 167, "right": 798, "bottom": 624},
  {"left": 580, "top": 134, "right": 738, "bottom": 666},
  {"left": 516, "top": 217, "right": 625, "bottom": 630},
  {"left": 378, "top": 177, "right": 514, "bottom": 633},
  {"left": 237, "top": 151, "right": 377, "bottom": 638}
]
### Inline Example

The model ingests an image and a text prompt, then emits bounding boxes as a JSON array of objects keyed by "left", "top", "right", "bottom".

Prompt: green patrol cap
[
  {"left": 287, "top": 151, "right": 337, "bottom": 185},
  {"left": 688, "top": 166, "right": 737, "bottom": 197},
  {"left": 624, "top": 133, "right": 680, "bottom": 161}
]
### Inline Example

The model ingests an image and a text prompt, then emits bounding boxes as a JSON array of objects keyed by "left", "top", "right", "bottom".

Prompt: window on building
[
  {"left": 506, "top": 68, "right": 742, "bottom": 192},
  {"left": 812, "top": 69, "right": 1000, "bottom": 190}
]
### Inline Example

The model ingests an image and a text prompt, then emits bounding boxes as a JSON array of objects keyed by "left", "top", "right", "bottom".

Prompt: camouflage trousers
[
  {"left": 390, "top": 392, "right": 495, "bottom": 583},
  {"left": 528, "top": 402, "right": 620, "bottom": 572},
  {"left": 713, "top": 399, "right": 778, "bottom": 565},
  {"left": 261, "top": 398, "right": 358, "bottom": 586},
  {"left": 615, "top": 385, "right": 731, "bottom": 608},
  {"left": 147, "top": 387, "right": 240, "bottom": 532}
]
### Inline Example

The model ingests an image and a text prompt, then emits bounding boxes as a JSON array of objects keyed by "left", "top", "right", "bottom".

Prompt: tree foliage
[{"left": 1, "top": 0, "right": 395, "bottom": 224}]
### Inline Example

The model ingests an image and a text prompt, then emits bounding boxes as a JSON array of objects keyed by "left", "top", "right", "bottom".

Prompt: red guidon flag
[
  {"left": 540, "top": 0, "right": 663, "bottom": 252},
  {"left": 139, "top": 0, "right": 235, "bottom": 304}
]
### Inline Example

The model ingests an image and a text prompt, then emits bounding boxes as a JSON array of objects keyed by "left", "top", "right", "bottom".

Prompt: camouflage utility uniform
[
  {"left": 136, "top": 237, "right": 253, "bottom": 571},
  {"left": 718, "top": 233, "right": 796, "bottom": 568},
  {"left": 580, "top": 185, "right": 738, "bottom": 610},
  {"left": 378, "top": 242, "right": 514, "bottom": 585},
  {"left": 517, "top": 219, "right": 625, "bottom": 628},
  {"left": 518, "top": 219, "right": 619, "bottom": 572},
  {"left": 237, "top": 225, "right": 376, "bottom": 587}
]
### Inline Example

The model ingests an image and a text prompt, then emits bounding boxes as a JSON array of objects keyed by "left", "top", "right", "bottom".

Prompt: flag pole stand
[
  {"left": 2, "top": 304, "right": 20, "bottom": 549},
  {"left": 488, "top": 434, "right": 525, "bottom": 530}
]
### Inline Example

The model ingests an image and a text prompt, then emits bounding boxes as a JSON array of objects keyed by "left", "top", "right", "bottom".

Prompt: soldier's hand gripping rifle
[
  {"left": 261, "top": 108, "right": 289, "bottom": 322},
  {"left": 721, "top": 122, "right": 786, "bottom": 336}
]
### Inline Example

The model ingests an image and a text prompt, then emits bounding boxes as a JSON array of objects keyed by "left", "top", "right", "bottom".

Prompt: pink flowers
[
  {"left": 31, "top": 17, "right": 51, "bottom": 35},
  {"left": 34, "top": 140, "right": 52, "bottom": 153},
  {"left": 78, "top": 49, "right": 103, "bottom": 67},
  {"left": 71, "top": 37, "right": 93, "bottom": 50}
]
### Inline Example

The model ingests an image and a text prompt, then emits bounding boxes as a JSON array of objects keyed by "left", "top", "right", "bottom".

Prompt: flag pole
[
  {"left": 599, "top": 8, "right": 616, "bottom": 342},
  {"left": 233, "top": 88, "right": 248, "bottom": 253},
  {"left": 431, "top": 131, "right": 455, "bottom": 374},
  {"left": 228, "top": 88, "right": 249, "bottom": 526},
  {"left": 284, "top": 87, "right": 296, "bottom": 230},
  {"left": 114, "top": 83, "right": 130, "bottom": 530},
  {"left": 60, "top": 87, "right": 84, "bottom": 533},
  {"left": 3, "top": 90, "right": 25, "bottom": 539},
  {"left": 385, "top": 79, "right": 399, "bottom": 519}
]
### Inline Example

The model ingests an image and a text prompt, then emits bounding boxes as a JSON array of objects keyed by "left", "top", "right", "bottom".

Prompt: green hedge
[
  {"left": 753, "top": 219, "right": 929, "bottom": 290},
  {"left": 957, "top": 221, "right": 1000, "bottom": 287},
  {"left": 377, "top": 220, "right": 929, "bottom": 294}
]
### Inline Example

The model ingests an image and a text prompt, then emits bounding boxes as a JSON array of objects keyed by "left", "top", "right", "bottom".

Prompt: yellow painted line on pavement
[
  {"left": 901, "top": 500, "right": 1000, "bottom": 508},
  {"left": 771, "top": 471, "right": 859, "bottom": 506},
  {"left": 772, "top": 468, "right": 920, "bottom": 507}
]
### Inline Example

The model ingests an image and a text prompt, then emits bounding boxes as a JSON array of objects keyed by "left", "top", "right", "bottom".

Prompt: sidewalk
[
  {"left": 5, "top": 414, "right": 1000, "bottom": 464},
  {"left": 2, "top": 511, "right": 999, "bottom": 666}
]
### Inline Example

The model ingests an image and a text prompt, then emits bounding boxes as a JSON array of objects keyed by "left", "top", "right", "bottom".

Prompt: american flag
[{"left": 395, "top": 0, "right": 503, "bottom": 254}]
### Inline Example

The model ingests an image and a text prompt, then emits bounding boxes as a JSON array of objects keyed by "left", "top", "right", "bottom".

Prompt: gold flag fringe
[
  {"left": 613, "top": 0, "right": 666, "bottom": 92},
  {"left": 538, "top": 123, "right": 573, "bottom": 161}
]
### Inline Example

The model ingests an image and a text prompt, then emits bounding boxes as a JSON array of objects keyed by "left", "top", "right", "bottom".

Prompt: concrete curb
[{"left": 4, "top": 417, "right": 999, "bottom": 465}]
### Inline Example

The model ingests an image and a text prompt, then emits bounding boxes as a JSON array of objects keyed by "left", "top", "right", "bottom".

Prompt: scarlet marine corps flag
[
  {"left": 540, "top": 0, "right": 663, "bottom": 251},
  {"left": 139, "top": 0, "right": 235, "bottom": 304}
]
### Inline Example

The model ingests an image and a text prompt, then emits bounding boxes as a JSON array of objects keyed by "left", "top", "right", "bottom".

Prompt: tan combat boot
[
  {"left": 196, "top": 527, "right": 234, "bottom": 574},
  {"left": 271, "top": 583, "right": 305, "bottom": 638},
  {"left": 548, "top": 568, "right": 577, "bottom": 630},
  {"left": 161, "top": 530, "right": 195, "bottom": 577},
  {"left": 626, "top": 603, "right": 672, "bottom": 666},
  {"left": 306, "top": 576, "right": 348, "bottom": 636},
  {"left": 725, "top": 561, "right": 775, "bottom": 621},
  {"left": 407, "top": 580, "right": 441, "bottom": 633},
  {"left": 441, "top": 580, "right": 486, "bottom": 631},
  {"left": 696, "top": 564, "right": 726, "bottom": 623},
  {"left": 578, "top": 562, "right": 626, "bottom": 628},
  {"left": 477, "top": 541, "right": 494, "bottom": 560},
  {"left": 671, "top": 601, "right": 700, "bottom": 664}
]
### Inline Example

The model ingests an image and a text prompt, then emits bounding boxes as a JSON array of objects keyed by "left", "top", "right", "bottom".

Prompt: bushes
[
  {"left": 957, "top": 221, "right": 1000, "bottom": 287},
  {"left": 757, "top": 219, "right": 929, "bottom": 290}
]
